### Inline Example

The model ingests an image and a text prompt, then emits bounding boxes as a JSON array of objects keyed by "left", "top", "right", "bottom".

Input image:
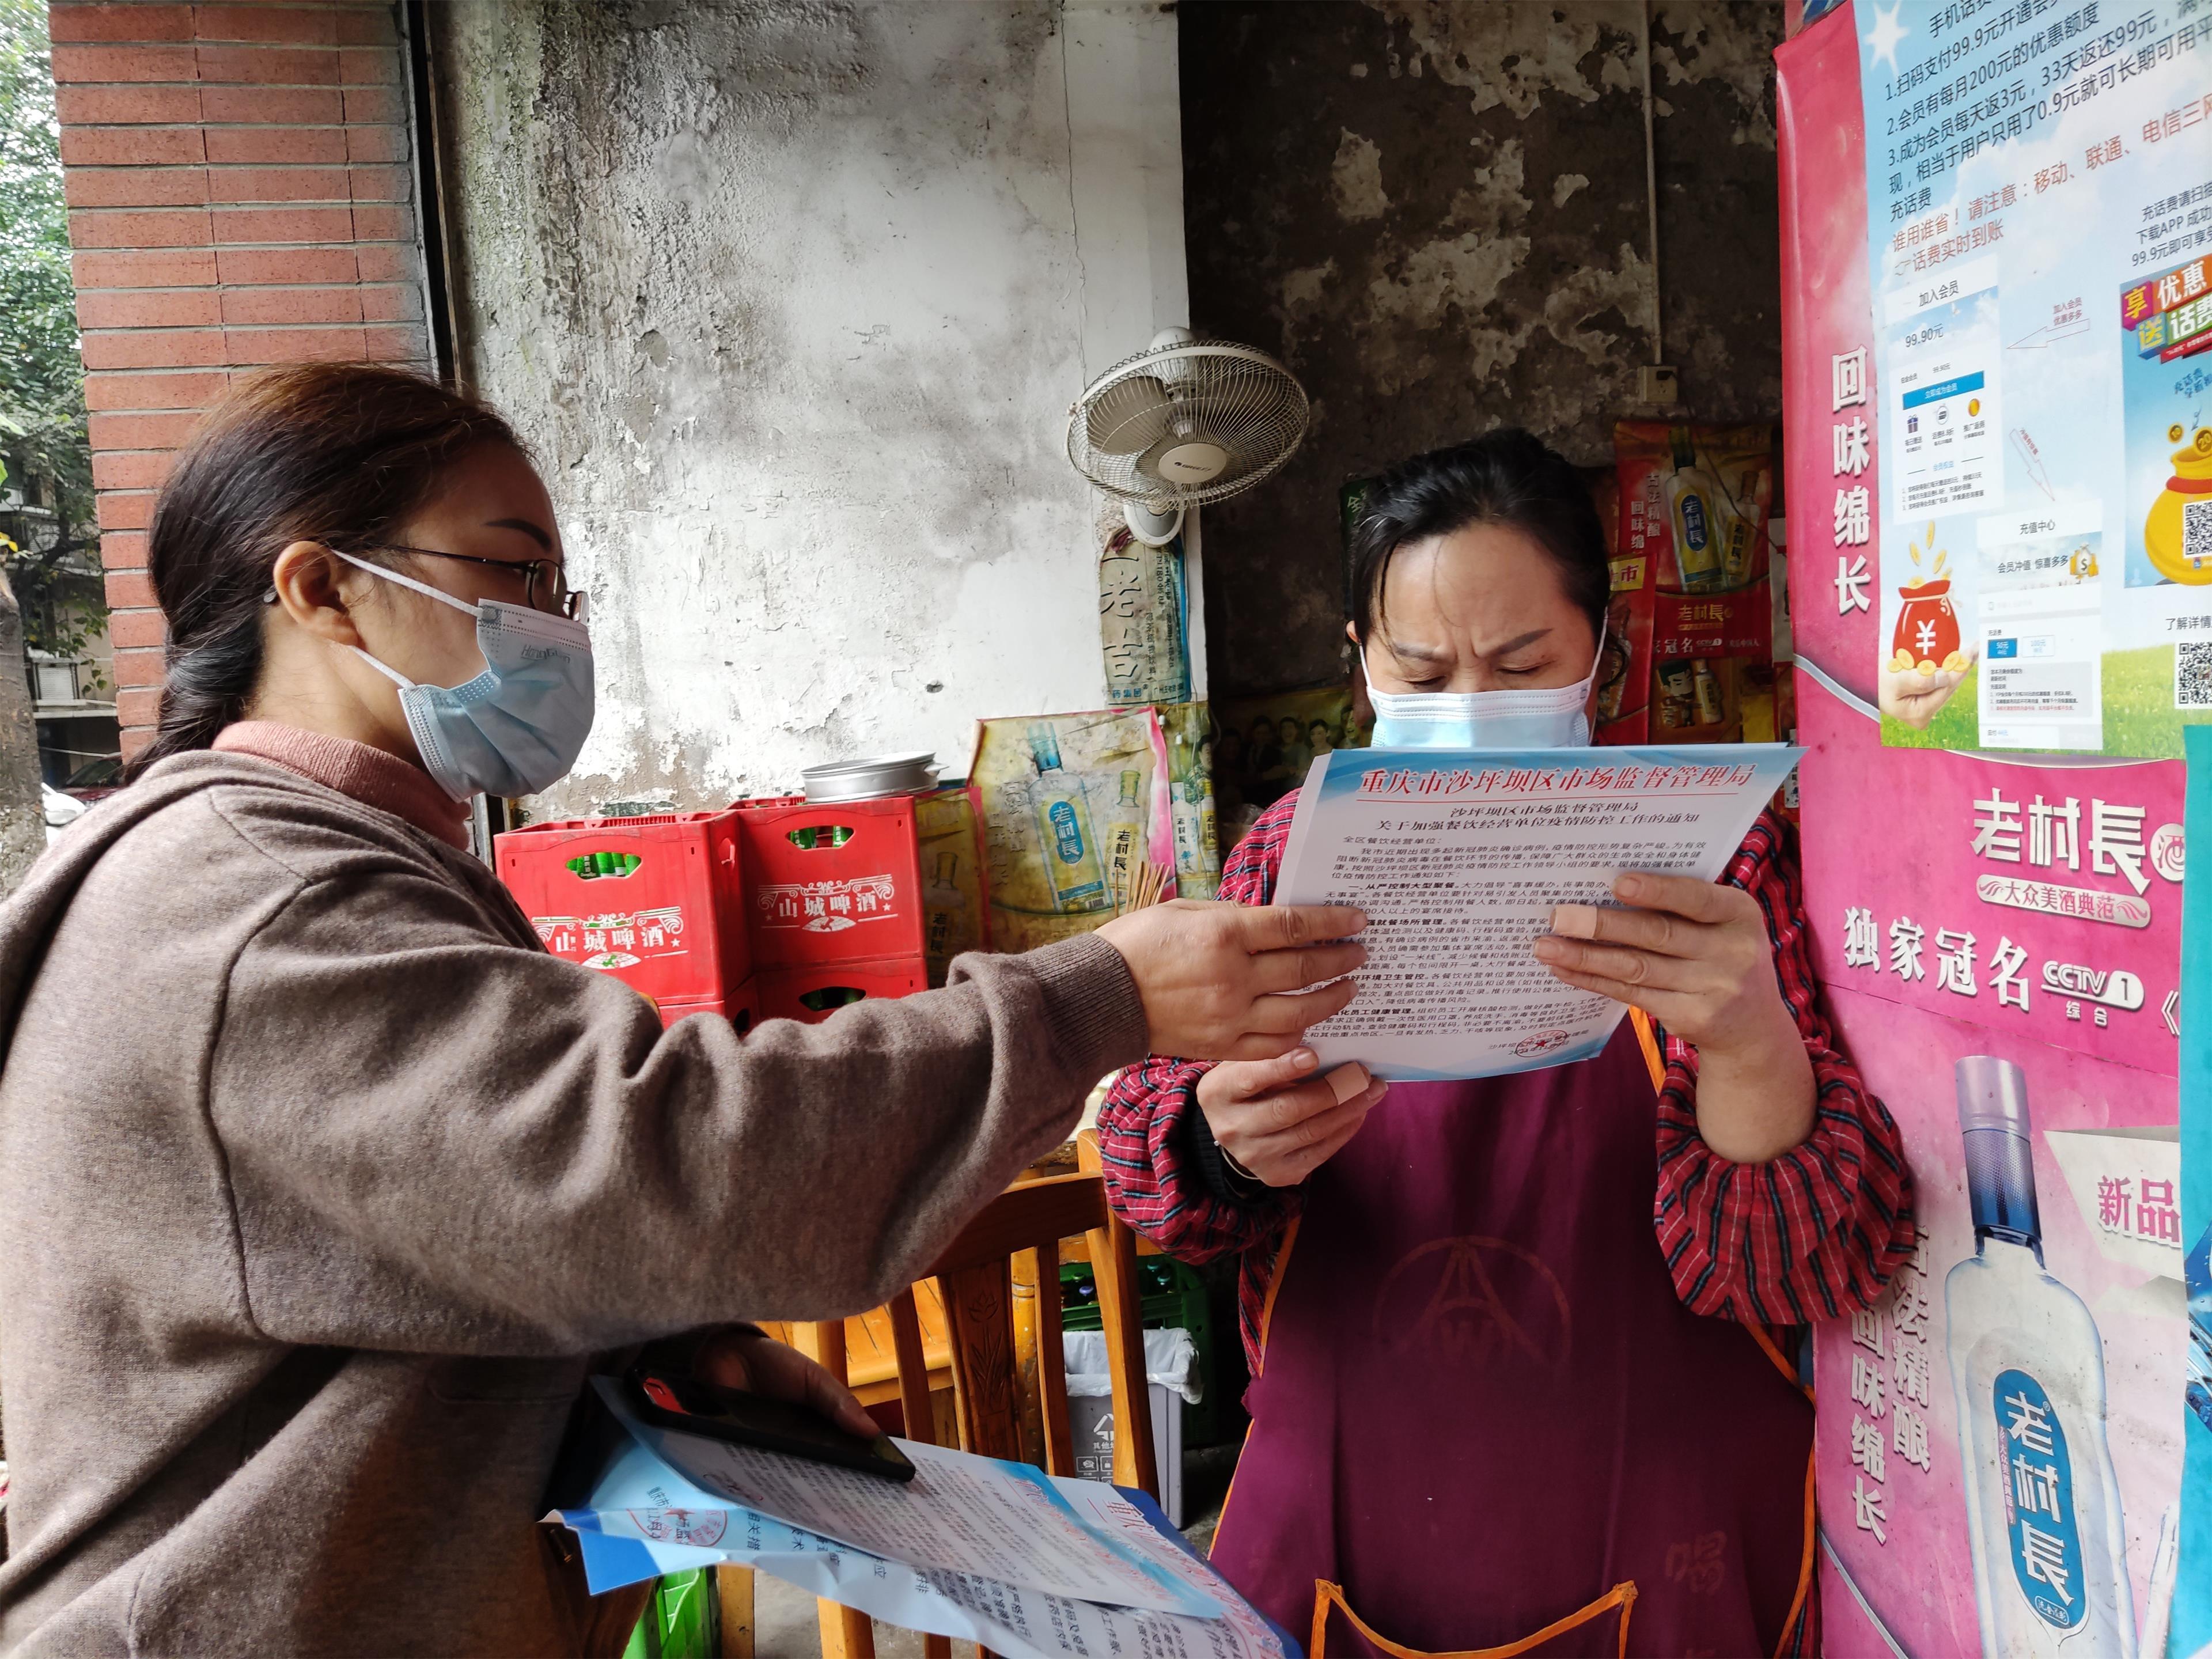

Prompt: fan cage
[{"left": 1067, "top": 339, "right": 1310, "bottom": 509}]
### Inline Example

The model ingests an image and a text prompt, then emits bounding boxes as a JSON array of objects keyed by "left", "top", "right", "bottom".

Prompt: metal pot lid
[{"left": 800, "top": 751, "right": 940, "bottom": 802}]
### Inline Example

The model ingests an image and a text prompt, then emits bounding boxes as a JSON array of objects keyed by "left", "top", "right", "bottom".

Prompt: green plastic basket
[{"left": 622, "top": 1569, "right": 718, "bottom": 1659}]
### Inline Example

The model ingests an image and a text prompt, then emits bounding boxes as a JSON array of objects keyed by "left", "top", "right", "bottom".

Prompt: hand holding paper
[
  {"left": 1535, "top": 869, "right": 1816, "bottom": 1160},
  {"left": 1195, "top": 1049, "right": 1387, "bottom": 1188},
  {"left": 1097, "top": 898, "right": 1369, "bottom": 1061}
]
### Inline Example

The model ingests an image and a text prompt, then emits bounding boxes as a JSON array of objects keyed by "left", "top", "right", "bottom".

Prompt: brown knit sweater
[{"left": 0, "top": 748, "right": 1145, "bottom": 1655}]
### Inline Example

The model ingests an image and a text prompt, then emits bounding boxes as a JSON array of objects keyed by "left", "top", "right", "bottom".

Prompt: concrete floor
[{"left": 748, "top": 1441, "right": 1243, "bottom": 1657}]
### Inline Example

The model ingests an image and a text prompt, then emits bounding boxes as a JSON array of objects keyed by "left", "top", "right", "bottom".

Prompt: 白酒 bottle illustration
[{"left": 1945, "top": 1056, "right": 2135, "bottom": 1658}]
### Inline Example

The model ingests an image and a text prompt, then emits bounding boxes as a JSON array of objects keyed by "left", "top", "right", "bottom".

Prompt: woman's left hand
[
  {"left": 692, "top": 1326, "right": 880, "bottom": 1438},
  {"left": 1531, "top": 872, "right": 1793, "bottom": 1061},
  {"left": 1531, "top": 871, "right": 1815, "bottom": 1163}
]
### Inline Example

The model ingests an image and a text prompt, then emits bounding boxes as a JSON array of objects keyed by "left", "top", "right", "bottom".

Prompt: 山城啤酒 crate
[
  {"left": 733, "top": 794, "right": 926, "bottom": 968},
  {"left": 495, "top": 810, "right": 748, "bottom": 1006},
  {"left": 753, "top": 955, "right": 928, "bottom": 1025}
]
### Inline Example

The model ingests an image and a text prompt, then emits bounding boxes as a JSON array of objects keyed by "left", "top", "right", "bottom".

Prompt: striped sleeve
[
  {"left": 1653, "top": 809, "right": 1918, "bottom": 1323},
  {"left": 1093, "top": 797, "right": 1302, "bottom": 1268}
]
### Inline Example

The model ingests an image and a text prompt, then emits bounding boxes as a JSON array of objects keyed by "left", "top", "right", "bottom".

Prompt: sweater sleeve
[
  {"left": 210, "top": 861, "right": 1147, "bottom": 1354},
  {"left": 1094, "top": 796, "right": 1301, "bottom": 1263},
  {"left": 1652, "top": 810, "right": 1918, "bottom": 1324}
]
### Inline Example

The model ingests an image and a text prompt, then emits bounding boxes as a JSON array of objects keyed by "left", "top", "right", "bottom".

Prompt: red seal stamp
[{"left": 628, "top": 1508, "right": 728, "bottom": 1547}]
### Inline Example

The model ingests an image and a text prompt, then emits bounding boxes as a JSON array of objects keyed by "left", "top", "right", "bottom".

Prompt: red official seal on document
[
  {"left": 628, "top": 1508, "right": 728, "bottom": 1547},
  {"left": 1513, "top": 1030, "right": 1572, "bottom": 1058}
]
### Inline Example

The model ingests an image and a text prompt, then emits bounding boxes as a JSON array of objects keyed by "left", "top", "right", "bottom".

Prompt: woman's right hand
[
  {"left": 1194, "top": 1048, "right": 1387, "bottom": 1187},
  {"left": 1096, "top": 900, "right": 1366, "bottom": 1061}
]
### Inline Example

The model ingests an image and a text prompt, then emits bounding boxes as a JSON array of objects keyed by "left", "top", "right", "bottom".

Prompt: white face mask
[
  {"left": 332, "top": 551, "right": 595, "bottom": 801},
  {"left": 1364, "top": 623, "right": 1606, "bottom": 751}
]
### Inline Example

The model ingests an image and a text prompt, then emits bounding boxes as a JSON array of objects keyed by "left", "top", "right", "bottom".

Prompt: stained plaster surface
[
  {"left": 435, "top": 0, "right": 1134, "bottom": 813},
  {"left": 1181, "top": 0, "right": 1786, "bottom": 697}
]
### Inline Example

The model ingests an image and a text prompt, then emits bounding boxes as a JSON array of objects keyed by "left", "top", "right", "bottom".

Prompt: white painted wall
[{"left": 437, "top": 1, "right": 1187, "bottom": 814}]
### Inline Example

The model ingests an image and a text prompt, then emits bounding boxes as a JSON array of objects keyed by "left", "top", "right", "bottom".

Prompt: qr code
[
  {"left": 2188, "top": 498, "right": 2212, "bottom": 575},
  {"left": 2179, "top": 639, "right": 2212, "bottom": 710}
]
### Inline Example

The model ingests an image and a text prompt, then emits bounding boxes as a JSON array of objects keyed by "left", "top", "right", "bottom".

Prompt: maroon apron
[{"left": 1209, "top": 1022, "right": 1813, "bottom": 1658}]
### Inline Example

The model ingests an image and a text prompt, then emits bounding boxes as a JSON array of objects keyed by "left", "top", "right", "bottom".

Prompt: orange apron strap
[
  {"left": 1770, "top": 1443, "right": 1818, "bottom": 1659},
  {"left": 1746, "top": 1320, "right": 1813, "bottom": 1399},
  {"left": 1310, "top": 1578, "right": 1638, "bottom": 1659},
  {"left": 1252, "top": 1215, "right": 1302, "bottom": 1379},
  {"left": 1627, "top": 1006, "right": 1665, "bottom": 1094}
]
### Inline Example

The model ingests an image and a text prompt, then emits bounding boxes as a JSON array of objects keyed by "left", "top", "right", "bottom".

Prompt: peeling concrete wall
[
  {"left": 433, "top": 1, "right": 1184, "bottom": 814},
  {"left": 1181, "top": 0, "right": 1786, "bottom": 696}
]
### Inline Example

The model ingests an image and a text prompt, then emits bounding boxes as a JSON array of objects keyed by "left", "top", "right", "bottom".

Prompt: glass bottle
[{"left": 1944, "top": 1056, "right": 2135, "bottom": 1659}]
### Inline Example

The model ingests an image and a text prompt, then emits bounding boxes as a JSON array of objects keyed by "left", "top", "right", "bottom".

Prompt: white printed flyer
[
  {"left": 1271, "top": 744, "right": 1800, "bottom": 1082},
  {"left": 1858, "top": 0, "right": 2212, "bottom": 757}
]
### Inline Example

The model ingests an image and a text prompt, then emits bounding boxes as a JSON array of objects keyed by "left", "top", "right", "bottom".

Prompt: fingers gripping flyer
[{"left": 1273, "top": 745, "right": 1801, "bottom": 1081}]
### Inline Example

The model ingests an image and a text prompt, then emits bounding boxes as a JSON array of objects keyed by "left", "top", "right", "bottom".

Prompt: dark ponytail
[
  {"left": 130, "top": 362, "right": 524, "bottom": 779},
  {"left": 1349, "top": 428, "right": 1609, "bottom": 646}
]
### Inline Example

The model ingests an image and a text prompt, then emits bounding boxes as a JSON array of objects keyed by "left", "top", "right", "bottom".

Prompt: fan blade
[{"left": 1085, "top": 375, "right": 1172, "bottom": 456}]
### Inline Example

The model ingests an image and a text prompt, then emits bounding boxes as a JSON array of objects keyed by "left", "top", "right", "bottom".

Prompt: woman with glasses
[{"left": 0, "top": 362, "right": 1365, "bottom": 1655}]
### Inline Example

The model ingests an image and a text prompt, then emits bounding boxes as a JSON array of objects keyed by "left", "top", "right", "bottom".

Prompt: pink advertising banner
[
  {"left": 1779, "top": 8, "right": 2188, "bottom": 1656},
  {"left": 1800, "top": 683, "right": 2186, "bottom": 1077},
  {"left": 1814, "top": 982, "right": 2184, "bottom": 1658}
]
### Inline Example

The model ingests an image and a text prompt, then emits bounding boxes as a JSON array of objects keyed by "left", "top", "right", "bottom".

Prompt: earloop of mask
[{"left": 330, "top": 548, "right": 483, "bottom": 620}]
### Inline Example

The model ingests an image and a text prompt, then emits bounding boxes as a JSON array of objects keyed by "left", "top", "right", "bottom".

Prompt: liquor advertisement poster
[
  {"left": 1802, "top": 679, "right": 2184, "bottom": 1658},
  {"left": 1854, "top": 0, "right": 2212, "bottom": 758},
  {"left": 1781, "top": 11, "right": 2188, "bottom": 1655}
]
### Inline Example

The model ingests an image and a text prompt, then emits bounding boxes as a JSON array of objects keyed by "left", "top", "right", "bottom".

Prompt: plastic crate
[
  {"left": 655, "top": 977, "right": 761, "bottom": 1036},
  {"left": 733, "top": 794, "right": 926, "bottom": 969},
  {"left": 495, "top": 811, "right": 747, "bottom": 1006},
  {"left": 755, "top": 955, "right": 928, "bottom": 1024}
]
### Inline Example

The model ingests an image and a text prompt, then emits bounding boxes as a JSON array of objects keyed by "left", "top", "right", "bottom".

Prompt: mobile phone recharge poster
[
  {"left": 1854, "top": 0, "right": 2212, "bottom": 759},
  {"left": 1781, "top": 10, "right": 2189, "bottom": 1655}
]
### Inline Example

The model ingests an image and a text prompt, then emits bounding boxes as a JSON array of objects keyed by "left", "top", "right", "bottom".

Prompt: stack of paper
[{"left": 546, "top": 1378, "right": 1293, "bottom": 1659}]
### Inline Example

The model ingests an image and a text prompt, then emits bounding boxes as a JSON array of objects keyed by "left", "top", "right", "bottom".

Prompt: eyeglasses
[{"left": 343, "top": 541, "right": 582, "bottom": 620}]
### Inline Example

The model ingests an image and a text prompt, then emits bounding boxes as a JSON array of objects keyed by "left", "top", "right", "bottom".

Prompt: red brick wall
[{"left": 50, "top": 2, "right": 433, "bottom": 759}]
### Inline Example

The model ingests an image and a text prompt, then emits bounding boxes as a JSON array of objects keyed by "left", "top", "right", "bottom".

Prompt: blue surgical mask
[
  {"left": 1364, "top": 625, "right": 1606, "bottom": 751},
  {"left": 334, "top": 550, "right": 595, "bottom": 801}
]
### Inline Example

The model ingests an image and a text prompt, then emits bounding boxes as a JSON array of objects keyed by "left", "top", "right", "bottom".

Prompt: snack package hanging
[
  {"left": 971, "top": 708, "right": 1176, "bottom": 954},
  {"left": 1611, "top": 422, "right": 1777, "bottom": 746}
]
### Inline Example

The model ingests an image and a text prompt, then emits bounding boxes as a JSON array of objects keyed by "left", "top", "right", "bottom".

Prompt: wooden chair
[
  {"left": 548, "top": 1139, "right": 1161, "bottom": 1659},
  {"left": 790, "top": 1146, "right": 1162, "bottom": 1659}
]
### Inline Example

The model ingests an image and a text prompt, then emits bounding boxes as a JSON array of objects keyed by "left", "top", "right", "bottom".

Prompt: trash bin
[
  {"left": 1062, "top": 1327, "right": 1200, "bottom": 1527},
  {"left": 1061, "top": 1256, "right": 1221, "bottom": 1442}
]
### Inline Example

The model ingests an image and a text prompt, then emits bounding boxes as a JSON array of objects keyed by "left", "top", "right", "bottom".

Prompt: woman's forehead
[{"left": 1381, "top": 531, "right": 1576, "bottom": 636}]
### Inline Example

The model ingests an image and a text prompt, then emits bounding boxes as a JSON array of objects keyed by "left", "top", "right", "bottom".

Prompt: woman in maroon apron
[{"left": 1097, "top": 431, "right": 1915, "bottom": 1658}]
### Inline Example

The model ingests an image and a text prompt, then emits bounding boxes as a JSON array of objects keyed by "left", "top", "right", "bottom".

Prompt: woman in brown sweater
[{"left": 0, "top": 363, "right": 1363, "bottom": 1656}]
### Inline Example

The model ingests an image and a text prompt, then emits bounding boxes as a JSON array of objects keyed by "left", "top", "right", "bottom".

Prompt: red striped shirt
[{"left": 1094, "top": 791, "right": 1915, "bottom": 1656}]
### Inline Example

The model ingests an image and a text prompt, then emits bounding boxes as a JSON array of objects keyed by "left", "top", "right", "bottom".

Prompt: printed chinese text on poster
[{"left": 1857, "top": 0, "right": 2212, "bottom": 756}]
